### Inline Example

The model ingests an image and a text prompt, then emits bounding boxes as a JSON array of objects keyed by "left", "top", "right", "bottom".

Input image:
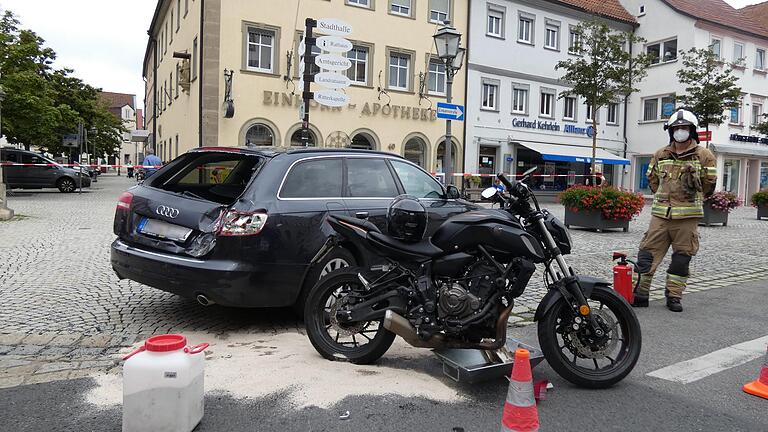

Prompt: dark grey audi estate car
[{"left": 111, "top": 147, "right": 476, "bottom": 309}]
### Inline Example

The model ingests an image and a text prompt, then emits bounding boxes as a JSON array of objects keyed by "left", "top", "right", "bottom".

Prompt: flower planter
[
  {"left": 564, "top": 208, "right": 629, "bottom": 232},
  {"left": 758, "top": 204, "right": 768, "bottom": 220},
  {"left": 699, "top": 205, "right": 729, "bottom": 226}
]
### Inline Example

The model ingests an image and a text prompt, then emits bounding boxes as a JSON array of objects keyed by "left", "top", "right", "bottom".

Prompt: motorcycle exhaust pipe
[
  {"left": 196, "top": 294, "right": 215, "bottom": 307},
  {"left": 383, "top": 310, "right": 445, "bottom": 349}
]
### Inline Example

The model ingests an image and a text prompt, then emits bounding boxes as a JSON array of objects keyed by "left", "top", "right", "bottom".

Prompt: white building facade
[
  {"left": 618, "top": 0, "right": 768, "bottom": 198},
  {"left": 465, "top": 0, "right": 636, "bottom": 191}
]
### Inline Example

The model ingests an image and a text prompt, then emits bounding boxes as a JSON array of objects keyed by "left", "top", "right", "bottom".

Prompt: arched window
[
  {"left": 244, "top": 123, "right": 274, "bottom": 146},
  {"left": 350, "top": 133, "right": 374, "bottom": 150},
  {"left": 436, "top": 141, "right": 460, "bottom": 173},
  {"left": 404, "top": 137, "right": 427, "bottom": 169},
  {"left": 290, "top": 129, "right": 317, "bottom": 147}
]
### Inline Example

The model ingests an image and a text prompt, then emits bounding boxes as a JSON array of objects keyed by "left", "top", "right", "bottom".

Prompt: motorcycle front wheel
[
  {"left": 304, "top": 268, "right": 396, "bottom": 364},
  {"left": 537, "top": 285, "right": 641, "bottom": 388}
]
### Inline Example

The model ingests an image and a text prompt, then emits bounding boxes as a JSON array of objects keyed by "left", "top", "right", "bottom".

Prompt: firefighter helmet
[{"left": 664, "top": 109, "right": 700, "bottom": 143}]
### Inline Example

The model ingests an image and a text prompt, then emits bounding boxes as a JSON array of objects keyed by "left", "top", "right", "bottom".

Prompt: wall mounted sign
[
  {"left": 314, "top": 90, "right": 350, "bottom": 107},
  {"left": 730, "top": 133, "right": 768, "bottom": 144},
  {"left": 315, "top": 54, "right": 352, "bottom": 71},
  {"left": 316, "top": 36, "right": 353, "bottom": 53},
  {"left": 316, "top": 18, "right": 353, "bottom": 36},
  {"left": 314, "top": 72, "right": 351, "bottom": 89}
]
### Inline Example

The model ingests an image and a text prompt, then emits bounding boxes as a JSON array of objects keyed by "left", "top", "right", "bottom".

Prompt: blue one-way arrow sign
[{"left": 436, "top": 102, "right": 464, "bottom": 121}]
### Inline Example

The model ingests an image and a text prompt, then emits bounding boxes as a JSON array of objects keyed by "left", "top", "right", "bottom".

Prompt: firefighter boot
[
  {"left": 665, "top": 273, "right": 686, "bottom": 312},
  {"left": 632, "top": 273, "right": 653, "bottom": 307}
]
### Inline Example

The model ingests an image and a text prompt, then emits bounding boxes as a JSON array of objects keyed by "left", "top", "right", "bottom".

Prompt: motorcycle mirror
[
  {"left": 481, "top": 187, "right": 498, "bottom": 199},
  {"left": 522, "top": 166, "right": 538, "bottom": 178}
]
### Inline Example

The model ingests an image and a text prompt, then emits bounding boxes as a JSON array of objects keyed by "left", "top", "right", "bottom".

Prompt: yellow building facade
[{"left": 144, "top": 0, "right": 468, "bottom": 173}]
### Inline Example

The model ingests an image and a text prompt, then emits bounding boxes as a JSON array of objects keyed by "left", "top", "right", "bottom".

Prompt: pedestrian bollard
[{"left": 122, "top": 334, "right": 208, "bottom": 432}]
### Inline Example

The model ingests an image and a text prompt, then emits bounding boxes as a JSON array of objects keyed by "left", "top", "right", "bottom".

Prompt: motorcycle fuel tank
[{"left": 431, "top": 211, "right": 545, "bottom": 261}]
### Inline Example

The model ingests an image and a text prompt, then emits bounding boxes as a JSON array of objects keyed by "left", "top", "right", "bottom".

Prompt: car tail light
[
  {"left": 216, "top": 210, "right": 268, "bottom": 236},
  {"left": 116, "top": 192, "right": 133, "bottom": 211}
]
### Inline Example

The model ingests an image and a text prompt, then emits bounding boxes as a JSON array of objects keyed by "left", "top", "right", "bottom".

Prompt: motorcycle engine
[{"left": 437, "top": 262, "right": 498, "bottom": 320}]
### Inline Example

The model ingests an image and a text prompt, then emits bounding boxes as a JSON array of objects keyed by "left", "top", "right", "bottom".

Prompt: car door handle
[{"left": 355, "top": 212, "right": 369, "bottom": 220}]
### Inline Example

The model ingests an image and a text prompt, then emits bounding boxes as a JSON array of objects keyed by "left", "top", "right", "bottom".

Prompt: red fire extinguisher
[{"left": 612, "top": 252, "right": 635, "bottom": 303}]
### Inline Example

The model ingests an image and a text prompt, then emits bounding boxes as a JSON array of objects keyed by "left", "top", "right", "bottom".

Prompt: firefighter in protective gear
[{"left": 632, "top": 109, "right": 717, "bottom": 312}]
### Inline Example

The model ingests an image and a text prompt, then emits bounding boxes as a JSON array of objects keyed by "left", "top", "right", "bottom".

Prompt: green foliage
[
  {"left": 0, "top": 9, "right": 124, "bottom": 158},
  {"left": 559, "top": 186, "right": 645, "bottom": 221},
  {"left": 755, "top": 113, "right": 768, "bottom": 136},
  {"left": 675, "top": 48, "right": 742, "bottom": 130},
  {"left": 556, "top": 21, "right": 652, "bottom": 172},
  {"left": 751, "top": 189, "right": 768, "bottom": 207}
]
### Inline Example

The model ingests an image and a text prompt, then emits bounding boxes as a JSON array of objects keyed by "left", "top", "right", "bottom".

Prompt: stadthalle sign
[{"left": 263, "top": 90, "right": 438, "bottom": 121}]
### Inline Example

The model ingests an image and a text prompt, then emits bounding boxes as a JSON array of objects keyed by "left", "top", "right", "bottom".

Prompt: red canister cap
[{"left": 145, "top": 334, "right": 187, "bottom": 352}]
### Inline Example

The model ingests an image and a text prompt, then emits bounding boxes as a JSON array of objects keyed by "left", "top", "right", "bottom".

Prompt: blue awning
[{"left": 519, "top": 142, "right": 630, "bottom": 165}]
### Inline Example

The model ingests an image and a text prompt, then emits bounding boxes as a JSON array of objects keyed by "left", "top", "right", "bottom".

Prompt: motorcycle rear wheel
[
  {"left": 537, "top": 285, "right": 641, "bottom": 388},
  {"left": 304, "top": 268, "right": 396, "bottom": 364}
]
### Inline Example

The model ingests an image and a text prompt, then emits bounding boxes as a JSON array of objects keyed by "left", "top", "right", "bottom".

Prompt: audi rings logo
[{"left": 156, "top": 205, "right": 180, "bottom": 219}]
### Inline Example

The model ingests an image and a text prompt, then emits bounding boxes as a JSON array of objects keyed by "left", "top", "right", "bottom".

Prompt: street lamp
[
  {"left": 433, "top": 24, "right": 464, "bottom": 186},
  {"left": 0, "top": 85, "right": 14, "bottom": 221}
]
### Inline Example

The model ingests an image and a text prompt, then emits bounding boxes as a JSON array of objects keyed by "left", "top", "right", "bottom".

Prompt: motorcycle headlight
[{"left": 545, "top": 213, "right": 572, "bottom": 255}]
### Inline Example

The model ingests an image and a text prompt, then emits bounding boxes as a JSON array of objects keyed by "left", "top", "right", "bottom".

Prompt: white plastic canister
[{"left": 122, "top": 334, "right": 209, "bottom": 432}]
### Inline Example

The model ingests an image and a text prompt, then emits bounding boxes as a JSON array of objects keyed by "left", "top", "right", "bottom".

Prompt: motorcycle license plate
[{"left": 137, "top": 217, "right": 192, "bottom": 242}]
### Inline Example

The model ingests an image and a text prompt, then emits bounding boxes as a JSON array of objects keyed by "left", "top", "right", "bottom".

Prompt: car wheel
[
  {"left": 57, "top": 177, "right": 76, "bottom": 193},
  {"left": 293, "top": 247, "right": 356, "bottom": 316}
]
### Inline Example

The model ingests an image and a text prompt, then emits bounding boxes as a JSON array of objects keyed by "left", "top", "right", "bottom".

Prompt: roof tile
[{"left": 661, "top": 0, "right": 768, "bottom": 39}]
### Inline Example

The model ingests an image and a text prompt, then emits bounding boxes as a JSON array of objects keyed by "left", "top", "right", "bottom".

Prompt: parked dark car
[
  {"left": 0, "top": 147, "right": 91, "bottom": 192},
  {"left": 111, "top": 147, "right": 477, "bottom": 309}
]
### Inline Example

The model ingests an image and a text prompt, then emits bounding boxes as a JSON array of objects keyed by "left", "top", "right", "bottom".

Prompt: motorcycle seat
[
  {"left": 332, "top": 215, "right": 381, "bottom": 233},
  {"left": 368, "top": 231, "right": 444, "bottom": 259}
]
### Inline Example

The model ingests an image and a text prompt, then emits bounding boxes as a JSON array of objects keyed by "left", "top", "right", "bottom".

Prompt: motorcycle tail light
[
  {"left": 116, "top": 192, "right": 133, "bottom": 211},
  {"left": 216, "top": 210, "right": 268, "bottom": 236}
]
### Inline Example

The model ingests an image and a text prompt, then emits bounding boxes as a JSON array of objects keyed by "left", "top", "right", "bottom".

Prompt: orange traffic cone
[
  {"left": 500, "top": 349, "right": 539, "bottom": 432},
  {"left": 743, "top": 345, "right": 768, "bottom": 399}
]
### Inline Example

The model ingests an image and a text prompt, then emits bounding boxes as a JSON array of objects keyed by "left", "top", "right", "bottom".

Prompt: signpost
[
  {"left": 436, "top": 102, "right": 465, "bottom": 121},
  {"left": 300, "top": 17, "right": 353, "bottom": 145}
]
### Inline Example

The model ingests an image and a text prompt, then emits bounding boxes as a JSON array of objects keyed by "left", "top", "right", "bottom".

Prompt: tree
[
  {"left": 676, "top": 47, "right": 742, "bottom": 136},
  {"left": 755, "top": 114, "right": 768, "bottom": 136},
  {"left": 0, "top": 9, "right": 124, "bottom": 158},
  {"left": 556, "top": 20, "right": 651, "bottom": 173}
]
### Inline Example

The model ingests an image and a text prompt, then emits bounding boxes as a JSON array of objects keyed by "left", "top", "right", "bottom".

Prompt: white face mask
[{"left": 672, "top": 129, "right": 690, "bottom": 143}]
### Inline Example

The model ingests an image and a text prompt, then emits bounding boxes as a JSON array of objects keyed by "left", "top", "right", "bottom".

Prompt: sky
[
  {"left": 0, "top": 0, "right": 765, "bottom": 113},
  {"left": 0, "top": 0, "right": 156, "bottom": 109}
]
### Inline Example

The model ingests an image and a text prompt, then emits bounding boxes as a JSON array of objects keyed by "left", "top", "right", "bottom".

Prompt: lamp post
[
  {"left": 433, "top": 24, "right": 465, "bottom": 186},
  {"left": 0, "top": 85, "right": 13, "bottom": 221}
]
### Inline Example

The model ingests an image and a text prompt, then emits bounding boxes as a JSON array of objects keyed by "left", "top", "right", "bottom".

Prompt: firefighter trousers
[{"left": 635, "top": 216, "right": 700, "bottom": 299}]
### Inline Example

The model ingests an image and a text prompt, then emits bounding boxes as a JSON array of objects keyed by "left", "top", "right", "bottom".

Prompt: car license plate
[{"left": 137, "top": 217, "right": 192, "bottom": 242}]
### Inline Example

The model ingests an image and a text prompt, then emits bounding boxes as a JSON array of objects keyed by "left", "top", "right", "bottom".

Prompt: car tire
[
  {"left": 293, "top": 246, "right": 356, "bottom": 316},
  {"left": 57, "top": 177, "right": 77, "bottom": 193}
]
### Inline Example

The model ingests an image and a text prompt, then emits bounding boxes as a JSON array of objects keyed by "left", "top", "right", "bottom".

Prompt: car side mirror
[{"left": 446, "top": 185, "right": 461, "bottom": 199}]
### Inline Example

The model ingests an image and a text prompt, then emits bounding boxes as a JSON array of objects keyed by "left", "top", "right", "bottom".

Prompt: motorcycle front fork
[{"left": 536, "top": 218, "right": 605, "bottom": 337}]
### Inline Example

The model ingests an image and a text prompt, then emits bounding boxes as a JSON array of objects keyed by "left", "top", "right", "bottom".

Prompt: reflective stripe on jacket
[{"left": 646, "top": 144, "right": 717, "bottom": 219}]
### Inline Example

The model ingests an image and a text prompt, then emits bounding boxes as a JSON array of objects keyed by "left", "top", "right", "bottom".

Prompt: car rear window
[
  {"left": 150, "top": 152, "right": 262, "bottom": 204},
  {"left": 280, "top": 158, "right": 342, "bottom": 198}
]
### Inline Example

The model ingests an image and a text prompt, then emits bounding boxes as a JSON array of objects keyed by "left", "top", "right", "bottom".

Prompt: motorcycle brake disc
[
  {"left": 564, "top": 309, "right": 619, "bottom": 359},
  {"left": 329, "top": 298, "right": 367, "bottom": 337}
]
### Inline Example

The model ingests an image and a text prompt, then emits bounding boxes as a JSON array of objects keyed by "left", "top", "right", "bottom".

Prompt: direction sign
[
  {"left": 316, "top": 36, "right": 352, "bottom": 53},
  {"left": 299, "top": 101, "right": 306, "bottom": 120},
  {"left": 315, "top": 54, "right": 351, "bottom": 71},
  {"left": 314, "top": 72, "right": 351, "bottom": 89},
  {"left": 436, "top": 102, "right": 465, "bottom": 121},
  {"left": 62, "top": 134, "right": 79, "bottom": 148},
  {"left": 314, "top": 90, "right": 349, "bottom": 107},
  {"left": 316, "top": 18, "right": 353, "bottom": 36}
]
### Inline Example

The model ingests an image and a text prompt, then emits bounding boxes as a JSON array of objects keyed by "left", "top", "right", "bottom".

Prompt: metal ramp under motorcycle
[{"left": 433, "top": 336, "right": 544, "bottom": 384}]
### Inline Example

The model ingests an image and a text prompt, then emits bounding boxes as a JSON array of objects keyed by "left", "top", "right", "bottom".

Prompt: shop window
[
  {"left": 722, "top": 159, "right": 740, "bottom": 193},
  {"left": 245, "top": 124, "right": 275, "bottom": 146},
  {"left": 404, "top": 137, "right": 426, "bottom": 168},
  {"left": 635, "top": 156, "right": 652, "bottom": 194},
  {"left": 350, "top": 133, "right": 374, "bottom": 150},
  {"left": 436, "top": 141, "right": 460, "bottom": 173},
  {"left": 290, "top": 129, "right": 317, "bottom": 147},
  {"left": 760, "top": 161, "right": 768, "bottom": 189}
]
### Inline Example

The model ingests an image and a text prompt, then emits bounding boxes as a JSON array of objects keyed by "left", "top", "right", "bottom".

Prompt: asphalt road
[{"left": 2, "top": 280, "right": 766, "bottom": 431}]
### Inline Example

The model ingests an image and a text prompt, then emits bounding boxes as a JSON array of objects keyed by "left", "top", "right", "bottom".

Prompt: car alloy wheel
[{"left": 321, "top": 258, "right": 350, "bottom": 278}]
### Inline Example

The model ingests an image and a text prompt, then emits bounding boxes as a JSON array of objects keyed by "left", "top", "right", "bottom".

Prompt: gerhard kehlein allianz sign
[{"left": 511, "top": 117, "right": 594, "bottom": 136}]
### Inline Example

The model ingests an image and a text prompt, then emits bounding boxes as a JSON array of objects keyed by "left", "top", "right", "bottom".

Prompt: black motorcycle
[{"left": 304, "top": 168, "right": 641, "bottom": 388}]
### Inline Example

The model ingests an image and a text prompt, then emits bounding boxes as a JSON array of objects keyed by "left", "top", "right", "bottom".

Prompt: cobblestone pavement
[{"left": 1, "top": 174, "right": 767, "bottom": 388}]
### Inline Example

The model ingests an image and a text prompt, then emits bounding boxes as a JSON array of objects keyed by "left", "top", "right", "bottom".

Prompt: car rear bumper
[{"left": 110, "top": 239, "right": 306, "bottom": 307}]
